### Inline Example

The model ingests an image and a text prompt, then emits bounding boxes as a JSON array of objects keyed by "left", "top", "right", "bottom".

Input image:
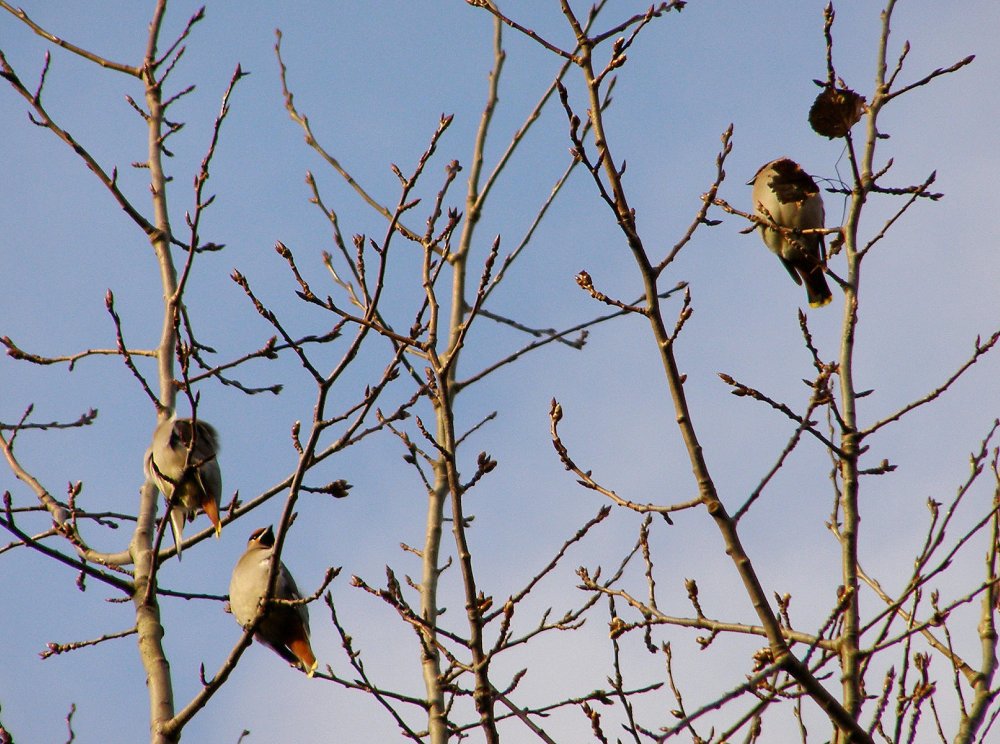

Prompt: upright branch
[
  {"left": 1, "top": 1, "right": 244, "bottom": 738},
  {"left": 0, "top": 0, "right": 196, "bottom": 738},
  {"left": 474, "top": 1, "right": 880, "bottom": 740},
  {"left": 799, "top": 1, "right": 987, "bottom": 739},
  {"left": 410, "top": 21, "right": 506, "bottom": 731},
  {"left": 133, "top": 4, "right": 191, "bottom": 740},
  {"left": 567, "top": 0, "right": 867, "bottom": 727}
]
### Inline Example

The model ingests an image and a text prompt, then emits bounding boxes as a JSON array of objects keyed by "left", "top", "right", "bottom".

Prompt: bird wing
[{"left": 276, "top": 563, "right": 311, "bottom": 635}]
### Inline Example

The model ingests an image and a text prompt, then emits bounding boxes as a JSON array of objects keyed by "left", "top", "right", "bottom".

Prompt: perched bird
[
  {"left": 229, "top": 525, "right": 318, "bottom": 676},
  {"left": 144, "top": 416, "right": 222, "bottom": 559},
  {"left": 808, "top": 84, "right": 866, "bottom": 139},
  {"left": 749, "top": 158, "right": 833, "bottom": 308}
]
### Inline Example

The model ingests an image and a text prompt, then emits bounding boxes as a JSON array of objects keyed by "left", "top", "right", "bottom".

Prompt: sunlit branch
[
  {"left": 863, "top": 332, "right": 1000, "bottom": 437},
  {"left": 324, "top": 594, "right": 427, "bottom": 742},
  {"left": 1, "top": 337, "right": 157, "bottom": 368},
  {"left": 858, "top": 171, "right": 939, "bottom": 257},
  {"left": 0, "top": 511, "right": 133, "bottom": 594},
  {"left": 465, "top": 1, "right": 576, "bottom": 62},
  {"left": 459, "top": 283, "right": 687, "bottom": 391},
  {"left": 275, "top": 29, "right": 422, "bottom": 243},
  {"left": 883, "top": 53, "right": 975, "bottom": 103},
  {"left": 483, "top": 505, "right": 611, "bottom": 625},
  {"left": 658, "top": 125, "right": 733, "bottom": 275},
  {"left": 551, "top": 399, "right": 700, "bottom": 518},
  {"left": 0, "top": 1, "right": 139, "bottom": 74},
  {"left": 718, "top": 371, "right": 844, "bottom": 455},
  {"left": 40, "top": 626, "right": 137, "bottom": 660},
  {"left": 0, "top": 49, "right": 158, "bottom": 237}
]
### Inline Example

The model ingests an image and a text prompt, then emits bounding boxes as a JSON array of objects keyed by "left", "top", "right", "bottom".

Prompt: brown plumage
[
  {"left": 144, "top": 416, "right": 222, "bottom": 559},
  {"left": 749, "top": 158, "right": 833, "bottom": 308},
  {"left": 809, "top": 85, "right": 866, "bottom": 139},
  {"left": 229, "top": 526, "right": 317, "bottom": 676}
]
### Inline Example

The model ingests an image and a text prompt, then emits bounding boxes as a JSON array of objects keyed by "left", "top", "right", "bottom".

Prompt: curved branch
[{"left": 0, "top": 1, "right": 139, "bottom": 75}]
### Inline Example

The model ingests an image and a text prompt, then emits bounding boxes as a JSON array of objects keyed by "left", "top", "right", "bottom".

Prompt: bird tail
[
  {"left": 288, "top": 636, "right": 318, "bottom": 677},
  {"left": 169, "top": 507, "right": 186, "bottom": 561},
  {"left": 802, "top": 265, "right": 833, "bottom": 308},
  {"left": 201, "top": 495, "right": 223, "bottom": 538}
]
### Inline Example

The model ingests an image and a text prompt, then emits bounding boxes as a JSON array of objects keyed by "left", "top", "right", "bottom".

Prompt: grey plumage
[
  {"left": 749, "top": 157, "right": 833, "bottom": 308},
  {"left": 229, "top": 525, "right": 317, "bottom": 676},
  {"left": 144, "top": 416, "right": 222, "bottom": 559}
]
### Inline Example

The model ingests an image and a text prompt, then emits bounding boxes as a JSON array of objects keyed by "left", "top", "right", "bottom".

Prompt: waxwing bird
[
  {"left": 144, "top": 416, "right": 222, "bottom": 560},
  {"left": 809, "top": 84, "right": 866, "bottom": 139},
  {"left": 749, "top": 158, "right": 833, "bottom": 308},
  {"left": 229, "top": 526, "right": 318, "bottom": 676}
]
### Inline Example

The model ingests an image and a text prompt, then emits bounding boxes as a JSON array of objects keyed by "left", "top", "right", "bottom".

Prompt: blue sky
[{"left": 2, "top": 1, "right": 1000, "bottom": 741}]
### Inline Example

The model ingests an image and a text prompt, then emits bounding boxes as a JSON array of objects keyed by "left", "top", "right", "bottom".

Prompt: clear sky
[{"left": 2, "top": 1, "right": 999, "bottom": 742}]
